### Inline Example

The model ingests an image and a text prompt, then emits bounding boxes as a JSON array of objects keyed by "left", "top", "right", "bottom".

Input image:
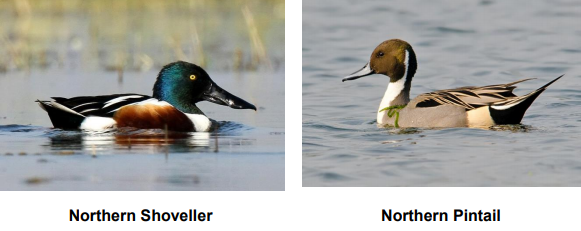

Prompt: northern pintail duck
[
  {"left": 38, "top": 61, "right": 256, "bottom": 132},
  {"left": 342, "top": 39, "right": 562, "bottom": 128}
]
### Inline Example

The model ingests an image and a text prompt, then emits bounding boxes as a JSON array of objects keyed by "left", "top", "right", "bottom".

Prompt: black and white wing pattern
[
  {"left": 50, "top": 94, "right": 152, "bottom": 117},
  {"left": 414, "top": 78, "right": 534, "bottom": 110}
]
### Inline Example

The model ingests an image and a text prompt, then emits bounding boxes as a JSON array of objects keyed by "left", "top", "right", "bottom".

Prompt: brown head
[{"left": 342, "top": 39, "right": 417, "bottom": 83}]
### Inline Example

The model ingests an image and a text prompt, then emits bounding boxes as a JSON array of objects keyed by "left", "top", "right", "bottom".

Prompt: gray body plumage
[
  {"left": 343, "top": 39, "right": 562, "bottom": 128},
  {"left": 379, "top": 99, "right": 467, "bottom": 127}
]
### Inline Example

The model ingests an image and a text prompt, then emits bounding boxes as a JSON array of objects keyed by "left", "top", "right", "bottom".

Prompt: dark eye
[{"left": 377, "top": 52, "right": 384, "bottom": 58}]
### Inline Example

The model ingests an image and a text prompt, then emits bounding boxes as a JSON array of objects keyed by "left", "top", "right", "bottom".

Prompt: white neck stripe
[
  {"left": 403, "top": 49, "right": 410, "bottom": 80},
  {"left": 379, "top": 50, "right": 409, "bottom": 107},
  {"left": 377, "top": 50, "right": 409, "bottom": 123}
]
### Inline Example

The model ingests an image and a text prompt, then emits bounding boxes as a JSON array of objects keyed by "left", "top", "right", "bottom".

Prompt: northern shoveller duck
[
  {"left": 38, "top": 61, "right": 256, "bottom": 132},
  {"left": 342, "top": 39, "right": 562, "bottom": 128}
]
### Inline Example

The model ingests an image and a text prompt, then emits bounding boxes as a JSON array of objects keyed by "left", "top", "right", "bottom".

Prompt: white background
[{"left": 2, "top": 1, "right": 580, "bottom": 230}]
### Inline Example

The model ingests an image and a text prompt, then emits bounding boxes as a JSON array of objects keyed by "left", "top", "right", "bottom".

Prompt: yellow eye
[{"left": 189, "top": 75, "right": 197, "bottom": 80}]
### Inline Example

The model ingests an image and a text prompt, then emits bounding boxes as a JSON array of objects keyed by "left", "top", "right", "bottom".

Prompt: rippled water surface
[{"left": 303, "top": 0, "right": 581, "bottom": 186}]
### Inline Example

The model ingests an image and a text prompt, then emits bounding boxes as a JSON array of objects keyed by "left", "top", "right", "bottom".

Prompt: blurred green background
[{"left": 0, "top": 0, "right": 285, "bottom": 73}]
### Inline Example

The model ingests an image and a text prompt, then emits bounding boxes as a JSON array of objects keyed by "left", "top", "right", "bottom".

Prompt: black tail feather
[
  {"left": 37, "top": 100, "right": 85, "bottom": 129},
  {"left": 489, "top": 75, "right": 563, "bottom": 124}
]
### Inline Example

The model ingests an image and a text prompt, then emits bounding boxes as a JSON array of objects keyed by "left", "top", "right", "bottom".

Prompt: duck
[
  {"left": 342, "top": 39, "right": 562, "bottom": 128},
  {"left": 37, "top": 61, "right": 256, "bottom": 132}
]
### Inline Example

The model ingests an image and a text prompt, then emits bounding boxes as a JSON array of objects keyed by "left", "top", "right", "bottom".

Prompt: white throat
[{"left": 377, "top": 50, "right": 409, "bottom": 123}]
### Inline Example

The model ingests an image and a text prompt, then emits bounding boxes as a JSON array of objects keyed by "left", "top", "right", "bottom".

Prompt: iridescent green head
[{"left": 152, "top": 61, "right": 257, "bottom": 114}]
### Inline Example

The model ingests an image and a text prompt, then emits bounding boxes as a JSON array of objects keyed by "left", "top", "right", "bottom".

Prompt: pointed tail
[
  {"left": 489, "top": 75, "right": 563, "bottom": 124},
  {"left": 37, "top": 100, "right": 86, "bottom": 129}
]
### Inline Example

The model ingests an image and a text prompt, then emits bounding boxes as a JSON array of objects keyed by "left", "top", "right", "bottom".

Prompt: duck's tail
[
  {"left": 489, "top": 75, "right": 563, "bottom": 124},
  {"left": 37, "top": 100, "right": 85, "bottom": 129}
]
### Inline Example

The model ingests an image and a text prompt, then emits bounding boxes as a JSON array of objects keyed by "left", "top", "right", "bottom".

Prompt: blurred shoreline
[{"left": 0, "top": 0, "right": 285, "bottom": 73}]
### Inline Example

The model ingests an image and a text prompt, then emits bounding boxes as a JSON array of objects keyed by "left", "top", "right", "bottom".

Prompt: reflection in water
[
  {"left": 0, "top": 122, "right": 259, "bottom": 155},
  {"left": 0, "top": 123, "right": 281, "bottom": 190},
  {"left": 47, "top": 130, "right": 213, "bottom": 153},
  {"left": 0, "top": 0, "right": 284, "bottom": 191},
  {"left": 114, "top": 132, "right": 210, "bottom": 147},
  {"left": 380, "top": 124, "right": 532, "bottom": 135},
  {"left": 43, "top": 123, "right": 256, "bottom": 154}
]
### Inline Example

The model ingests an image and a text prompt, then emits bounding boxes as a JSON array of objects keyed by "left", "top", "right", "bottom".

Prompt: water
[
  {"left": 0, "top": 1, "right": 284, "bottom": 190},
  {"left": 0, "top": 69, "right": 285, "bottom": 190},
  {"left": 303, "top": 0, "right": 581, "bottom": 186}
]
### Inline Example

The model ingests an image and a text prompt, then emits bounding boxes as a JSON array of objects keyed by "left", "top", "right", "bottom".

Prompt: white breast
[
  {"left": 377, "top": 50, "right": 409, "bottom": 124},
  {"left": 185, "top": 113, "right": 212, "bottom": 132},
  {"left": 138, "top": 99, "right": 213, "bottom": 131}
]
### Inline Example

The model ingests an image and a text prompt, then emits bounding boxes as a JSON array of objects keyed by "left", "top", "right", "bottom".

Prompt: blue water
[
  {"left": 0, "top": 1, "right": 285, "bottom": 191},
  {"left": 0, "top": 70, "right": 285, "bottom": 190},
  {"left": 303, "top": 0, "right": 581, "bottom": 186}
]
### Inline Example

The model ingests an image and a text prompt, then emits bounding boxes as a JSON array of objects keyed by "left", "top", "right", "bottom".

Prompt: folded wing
[
  {"left": 50, "top": 94, "right": 151, "bottom": 117},
  {"left": 415, "top": 78, "right": 535, "bottom": 110}
]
